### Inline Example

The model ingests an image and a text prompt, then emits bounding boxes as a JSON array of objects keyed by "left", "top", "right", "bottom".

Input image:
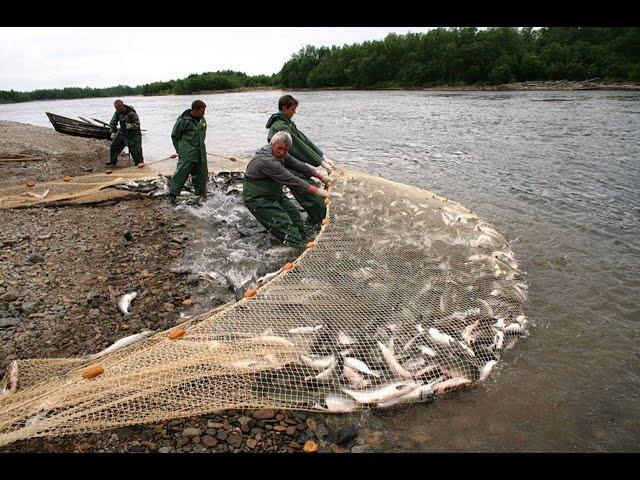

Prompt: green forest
[{"left": 1, "top": 27, "right": 639, "bottom": 104}]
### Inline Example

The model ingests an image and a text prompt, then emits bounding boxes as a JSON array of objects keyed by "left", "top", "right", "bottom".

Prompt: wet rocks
[{"left": 0, "top": 318, "right": 19, "bottom": 328}]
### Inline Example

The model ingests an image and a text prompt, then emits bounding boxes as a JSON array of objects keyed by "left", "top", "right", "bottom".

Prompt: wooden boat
[{"left": 45, "top": 112, "right": 111, "bottom": 140}]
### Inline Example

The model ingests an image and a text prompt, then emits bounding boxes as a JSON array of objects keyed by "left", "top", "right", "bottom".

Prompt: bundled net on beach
[{"left": 0, "top": 165, "right": 529, "bottom": 447}]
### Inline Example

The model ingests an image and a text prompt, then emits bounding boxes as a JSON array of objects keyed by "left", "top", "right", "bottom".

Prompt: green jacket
[
  {"left": 109, "top": 105, "right": 141, "bottom": 136},
  {"left": 266, "top": 111, "right": 324, "bottom": 167},
  {"left": 171, "top": 109, "right": 207, "bottom": 164}
]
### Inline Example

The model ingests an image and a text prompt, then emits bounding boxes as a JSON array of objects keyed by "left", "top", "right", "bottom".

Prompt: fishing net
[
  {"left": 0, "top": 163, "right": 529, "bottom": 447},
  {"left": 0, "top": 154, "right": 246, "bottom": 209}
]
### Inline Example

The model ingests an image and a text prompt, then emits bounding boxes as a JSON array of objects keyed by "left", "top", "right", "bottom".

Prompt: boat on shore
[{"left": 45, "top": 112, "right": 111, "bottom": 140}]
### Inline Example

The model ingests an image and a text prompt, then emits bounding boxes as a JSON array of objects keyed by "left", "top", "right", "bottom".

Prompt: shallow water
[{"left": 1, "top": 90, "right": 639, "bottom": 452}]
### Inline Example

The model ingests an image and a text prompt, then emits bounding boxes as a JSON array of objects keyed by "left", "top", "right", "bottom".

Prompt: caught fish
[
  {"left": 117, "top": 291, "right": 137, "bottom": 316},
  {"left": 299, "top": 353, "right": 335, "bottom": 370},
  {"left": 461, "top": 320, "right": 480, "bottom": 344},
  {"left": 505, "top": 323, "right": 527, "bottom": 335},
  {"left": 314, "top": 394, "right": 359, "bottom": 413},
  {"left": 458, "top": 341, "right": 476, "bottom": 357},
  {"left": 289, "top": 325, "right": 323, "bottom": 334},
  {"left": 494, "top": 331, "right": 505, "bottom": 350},
  {"left": 378, "top": 341, "right": 414, "bottom": 379},
  {"left": 418, "top": 345, "right": 438, "bottom": 357},
  {"left": 344, "top": 357, "right": 381, "bottom": 378},
  {"left": 376, "top": 377, "right": 445, "bottom": 408},
  {"left": 428, "top": 327, "right": 456, "bottom": 347},
  {"left": 257, "top": 270, "right": 281, "bottom": 285},
  {"left": 343, "top": 365, "right": 371, "bottom": 389},
  {"left": 24, "top": 189, "right": 50, "bottom": 199},
  {"left": 305, "top": 358, "right": 338, "bottom": 382},
  {"left": 342, "top": 381, "right": 421, "bottom": 404},
  {"left": 434, "top": 377, "right": 471, "bottom": 395},
  {"left": 251, "top": 335, "right": 295, "bottom": 348},
  {"left": 0, "top": 360, "right": 19, "bottom": 399},
  {"left": 338, "top": 331, "right": 356, "bottom": 345},
  {"left": 479, "top": 360, "right": 498, "bottom": 381},
  {"left": 88, "top": 330, "right": 154, "bottom": 360}
]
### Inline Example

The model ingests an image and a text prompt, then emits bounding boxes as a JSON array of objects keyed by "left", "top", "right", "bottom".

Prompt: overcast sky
[{"left": 0, "top": 27, "right": 436, "bottom": 91}]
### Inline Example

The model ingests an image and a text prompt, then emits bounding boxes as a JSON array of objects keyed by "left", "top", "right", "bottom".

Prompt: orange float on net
[
  {"left": 229, "top": 157, "right": 238, "bottom": 162},
  {"left": 306, "top": 242, "right": 315, "bottom": 250},
  {"left": 26, "top": 180, "right": 36, "bottom": 188},
  {"left": 63, "top": 176, "right": 72, "bottom": 182},
  {"left": 324, "top": 198, "right": 330, "bottom": 205},
  {"left": 105, "top": 169, "right": 113, "bottom": 174},
  {"left": 321, "top": 219, "right": 329, "bottom": 226},
  {"left": 283, "top": 262, "right": 294, "bottom": 271},
  {"left": 168, "top": 328, "right": 186, "bottom": 340},
  {"left": 326, "top": 181, "right": 333, "bottom": 188},
  {"left": 244, "top": 288, "right": 257, "bottom": 298},
  {"left": 137, "top": 163, "right": 145, "bottom": 168},
  {"left": 82, "top": 365, "right": 104, "bottom": 379}
]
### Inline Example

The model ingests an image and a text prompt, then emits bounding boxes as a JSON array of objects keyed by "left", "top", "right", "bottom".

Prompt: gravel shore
[{"left": 0, "top": 122, "right": 379, "bottom": 453}]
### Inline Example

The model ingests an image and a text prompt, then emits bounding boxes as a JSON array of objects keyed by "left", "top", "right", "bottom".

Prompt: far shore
[{"left": 2, "top": 80, "right": 639, "bottom": 106}]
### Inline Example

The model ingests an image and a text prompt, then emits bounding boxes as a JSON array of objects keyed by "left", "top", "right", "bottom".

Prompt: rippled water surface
[{"left": 1, "top": 90, "right": 639, "bottom": 452}]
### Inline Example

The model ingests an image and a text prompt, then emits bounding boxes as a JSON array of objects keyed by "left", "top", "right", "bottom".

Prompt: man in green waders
[
  {"left": 106, "top": 99, "right": 144, "bottom": 166},
  {"left": 266, "top": 95, "right": 336, "bottom": 225},
  {"left": 243, "top": 131, "right": 332, "bottom": 248},
  {"left": 168, "top": 100, "right": 208, "bottom": 205}
]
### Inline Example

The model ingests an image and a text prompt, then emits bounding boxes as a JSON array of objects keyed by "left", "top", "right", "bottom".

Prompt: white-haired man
[{"left": 243, "top": 131, "right": 332, "bottom": 248}]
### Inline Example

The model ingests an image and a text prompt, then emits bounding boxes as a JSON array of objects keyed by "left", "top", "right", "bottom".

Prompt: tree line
[{"left": 1, "top": 27, "right": 638, "bottom": 104}]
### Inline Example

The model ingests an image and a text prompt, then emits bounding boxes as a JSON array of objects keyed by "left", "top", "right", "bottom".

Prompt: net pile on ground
[{"left": 0, "top": 166, "right": 529, "bottom": 447}]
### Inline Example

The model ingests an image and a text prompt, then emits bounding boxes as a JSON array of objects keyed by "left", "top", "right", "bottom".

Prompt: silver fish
[
  {"left": 338, "top": 331, "right": 356, "bottom": 345},
  {"left": 88, "top": 330, "right": 154, "bottom": 360},
  {"left": 299, "top": 353, "right": 335, "bottom": 370},
  {"left": 376, "top": 377, "right": 445, "bottom": 408},
  {"left": 505, "top": 323, "right": 527, "bottom": 335},
  {"left": 252, "top": 335, "right": 295, "bottom": 348},
  {"left": 428, "top": 327, "right": 456, "bottom": 347},
  {"left": 342, "top": 381, "right": 421, "bottom": 404},
  {"left": 418, "top": 345, "right": 438, "bottom": 357},
  {"left": 343, "top": 365, "right": 371, "bottom": 389},
  {"left": 378, "top": 341, "right": 414, "bottom": 379},
  {"left": 24, "top": 189, "right": 50, "bottom": 199},
  {"left": 305, "top": 358, "right": 338, "bottom": 382},
  {"left": 434, "top": 377, "right": 471, "bottom": 395},
  {"left": 0, "top": 360, "right": 19, "bottom": 399},
  {"left": 315, "top": 394, "right": 358, "bottom": 412},
  {"left": 344, "top": 357, "right": 381, "bottom": 378},
  {"left": 494, "top": 331, "right": 505, "bottom": 350},
  {"left": 117, "top": 291, "right": 137, "bottom": 315},
  {"left": 458, "top": 341, "right": 476, "bottom": 357},
  {"left": 289, "top": 325, "right": 323, "bottom": 334},
  {"left": 479, "top": 360, "right": 498, "bottom": 381}
]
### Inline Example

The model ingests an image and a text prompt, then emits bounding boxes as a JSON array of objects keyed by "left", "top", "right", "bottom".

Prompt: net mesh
[{"left": 0, "top": 164, "right": 528, "bottom": 447}]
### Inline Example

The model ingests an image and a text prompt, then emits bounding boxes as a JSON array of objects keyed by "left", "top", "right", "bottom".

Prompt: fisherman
[
  {"left": 265, "top": 95, "right": 336, "bottom": 225},
  {"left": 168, "top": 100, "right": 208, "bottom": 205},
  {"left": 243, "top": 131, "right": 332, "bottom": 248},
  {"left": 106, "top": 99, "right": 144, "bottom": 166}
]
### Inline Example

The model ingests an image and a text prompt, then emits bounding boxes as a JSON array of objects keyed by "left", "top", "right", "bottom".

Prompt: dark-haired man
[
  {"left": 107, "top": 99, "right": 144, "bottom": 166},
  {"left": 265, "top": 95, "right": 335, "bottom": 224},
  {"left": 168, "top": 100, "right": 208, "bottom": 205}
]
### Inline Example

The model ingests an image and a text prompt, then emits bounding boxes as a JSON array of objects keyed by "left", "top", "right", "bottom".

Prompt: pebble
[
  {"left": 181, "top": 427, "right": 201, "bottom": 438},
  {"left": 246, "top": 438, "right": 258, "bottom": 449},
  {"left": 201, "top": 435, "right": 218, "bottom": 448},
  {"left": 0, "top": 318, "right": 19, "bottom": 328},
  {"left": 27, "top": 253, "right": 44, "bottom": 264}
]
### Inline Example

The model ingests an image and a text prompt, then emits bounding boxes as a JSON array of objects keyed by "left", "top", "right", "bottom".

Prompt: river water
[{"left": 1, "top": 90, "right": 638, "bottom": 452}]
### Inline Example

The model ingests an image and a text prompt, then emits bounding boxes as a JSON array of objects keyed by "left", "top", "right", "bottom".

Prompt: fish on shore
[
  {"left": 117, "top": 291, "right": 137, "bottom": 316},
  {"left": 434, "top": 377, "right": 471, "bottom": 395},
  {"left": 342, "top": 381, "right": 421, "bottom": 404},
  {"left": 343, "top": 365, "right": 371, "bottom": 389},
  {"left": 314, "top": 394, "right": 359, "bottom": 413},
  {"left": 344, "top": 356, "right": 381, "bottom": 378},
  {"left": 87, "top": 330, "right": 155, "bottom": 360},
  {"left": 0, "top": 360, "right": 19, "bottom": 399}
]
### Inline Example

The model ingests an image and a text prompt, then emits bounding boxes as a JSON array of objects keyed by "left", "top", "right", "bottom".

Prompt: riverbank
[
  {"left": 2, "top": 79, "right": 639, "bottom": 106},
  {"left": 0, "top": 122, "right": 373, "bottom": 454}
]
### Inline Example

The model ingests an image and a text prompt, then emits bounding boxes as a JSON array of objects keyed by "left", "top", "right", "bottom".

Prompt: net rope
[{"left": 0, "top": 161, "right": 529, "bottom": 447}]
